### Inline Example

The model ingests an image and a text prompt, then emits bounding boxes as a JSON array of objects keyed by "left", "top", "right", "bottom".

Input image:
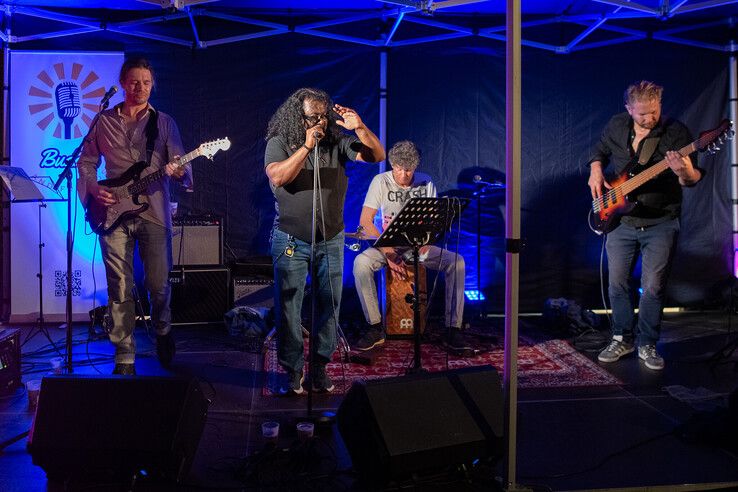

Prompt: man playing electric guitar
[
  {"left": 587, "top": 80, "right": 702, "bottom": 371},
  {"left": 77, "top": 57, "right": 192, "bottom": 375}
]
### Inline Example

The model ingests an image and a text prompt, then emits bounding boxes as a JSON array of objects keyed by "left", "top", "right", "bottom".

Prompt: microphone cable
[{"left": 314, "top": 143, "right": 350, "bottom": 391}]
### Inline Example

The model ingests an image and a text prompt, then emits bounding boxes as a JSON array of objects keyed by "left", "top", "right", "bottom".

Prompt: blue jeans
[
  {"left": 606, "top": 219, "right": 679, "bottom": 346},
  {"left": 270, "top": 228, "right": 344, "bottom": 373},
  {"left": 99, "top": 217, "right": 172, "bottom": 364}
]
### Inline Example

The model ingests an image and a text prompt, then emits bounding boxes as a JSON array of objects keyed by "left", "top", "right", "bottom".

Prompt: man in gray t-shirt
[{"left": 352, "top": 141, "right": 467, "bottom": 352}]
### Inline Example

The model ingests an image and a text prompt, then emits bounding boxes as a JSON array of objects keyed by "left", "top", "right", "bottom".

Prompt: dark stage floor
[{"left": 1, "top": 310, "right": 737, "bottom": 491}]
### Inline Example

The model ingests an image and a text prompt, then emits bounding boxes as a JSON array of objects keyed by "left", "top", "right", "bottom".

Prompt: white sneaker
[{"left": 638, "top": 344, "right": 664, "bottom": 370}]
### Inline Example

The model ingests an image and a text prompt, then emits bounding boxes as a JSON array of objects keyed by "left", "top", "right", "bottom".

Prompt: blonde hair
[{"left": 624, "top": 80, "right": 663, "bottom": 106}]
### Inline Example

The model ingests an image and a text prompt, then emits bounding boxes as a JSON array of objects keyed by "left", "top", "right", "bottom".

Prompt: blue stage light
[{"left": 464, "top": 290, "right": 486, "bottom": 301}]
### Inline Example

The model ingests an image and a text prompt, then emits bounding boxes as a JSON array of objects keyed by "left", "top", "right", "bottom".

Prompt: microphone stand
[
  {"left": 53, "top": 99, "right": 110, "bottom": 373},
  {"left": 471, "top": 180, "right": 502, "bottom": 320},
  {"left": 307, "top": 137, "right": 321, "bottom": 418}
]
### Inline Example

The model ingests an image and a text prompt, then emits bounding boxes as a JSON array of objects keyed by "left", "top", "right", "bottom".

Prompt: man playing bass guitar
[
  {"left": 587, "top": 80, "right": 702, "bottom": 371},
  {"left": 78, "top": 57, "right": 192, "bottom": 375}
]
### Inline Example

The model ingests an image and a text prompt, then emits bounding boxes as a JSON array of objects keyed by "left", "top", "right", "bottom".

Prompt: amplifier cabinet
[
  {"left": 0, "top": 328, "right": 20, "bottom": 395},
  {"left": 171, "top": 218, "right": 223, "bottom": 266},
  {"left": 169, "top": 267, "right": 230, "bottom": 325},
  {"left": 233, "top": 276, "right": 274, "bottom": 308}
]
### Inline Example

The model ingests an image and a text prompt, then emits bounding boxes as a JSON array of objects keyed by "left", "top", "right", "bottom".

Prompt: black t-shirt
[
  {"left": 588, "top": 112, "right": 699, "bottom": 228},
  {"left": 264, "top": 134, "right": 360, "bottom": 242}
]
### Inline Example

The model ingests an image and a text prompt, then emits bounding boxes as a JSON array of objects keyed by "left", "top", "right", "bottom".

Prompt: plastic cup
[
  {"left": 296, "top": 421, "right": 314, "bottom": 441},
  {"left": 262, "top": 421, "right": 279, "bottom": 442},
  {"left": 49, "top": 357, "right": 64, "bottom": 374},
  {"left": 26, "top": 380, "right": 42, "bottom": 409}
]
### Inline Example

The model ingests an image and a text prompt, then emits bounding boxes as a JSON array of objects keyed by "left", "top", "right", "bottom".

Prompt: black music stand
[
  {"left": 0, "top": 167, "right": 66, "bottom": 351},
  {"left": 374, "top": 196, "right": 468, "bottom": 373}
]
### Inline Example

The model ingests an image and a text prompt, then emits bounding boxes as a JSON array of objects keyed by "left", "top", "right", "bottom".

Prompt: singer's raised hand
[{"left": 334, "top": 104, "right": 363, "bottom": 131}]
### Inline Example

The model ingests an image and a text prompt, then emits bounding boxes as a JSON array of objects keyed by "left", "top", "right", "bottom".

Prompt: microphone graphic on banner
[{"left": 54, "top": 81, "right": 81, "bottom": 140}]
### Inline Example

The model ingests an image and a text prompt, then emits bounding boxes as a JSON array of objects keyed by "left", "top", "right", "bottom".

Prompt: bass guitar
[
  {"left": 589, "top": 119, "right": 732, "bottom": 235},
  {"left": 84, "top": 137, "right": 231, "bottom": 235}
]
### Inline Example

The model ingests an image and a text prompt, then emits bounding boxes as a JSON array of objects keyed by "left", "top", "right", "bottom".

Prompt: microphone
[
  {"left": 313, "top": 130, "right": 324, "bottom": 140},
  {"left": 100, "top": 85, "right": 118, "bottom": 108},
  {"left": 473, "top": 175, "right": 504, "bottom": 187},
  {"left": 54, "top": 81, "right": 81, "bottom": 139}
]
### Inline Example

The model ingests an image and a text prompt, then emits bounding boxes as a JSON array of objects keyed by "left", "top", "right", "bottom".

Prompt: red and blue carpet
[{"left": 264, "top": 337, "right": 621, "bottom": 395}]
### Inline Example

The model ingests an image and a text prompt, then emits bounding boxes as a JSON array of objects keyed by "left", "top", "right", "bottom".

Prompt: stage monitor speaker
[
  {"left": 170, "top": 266, "right": 230, "bottom": 325},
  {"left": 337, "top": 365, "right": 503, "bottom": 484},
  {"left": 28, "top": 374, "right": 208, "bottom": 483},
  {"left": 171, "top": 217, "right": 222, "bottom": 266},
  {"left": 233, "top": 276, "right": 274, "bottom": 308}
]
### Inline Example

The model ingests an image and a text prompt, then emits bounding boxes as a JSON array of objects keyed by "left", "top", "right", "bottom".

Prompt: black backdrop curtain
[{"left": 13, "top": 32, "right": 733, "bottom": 312}]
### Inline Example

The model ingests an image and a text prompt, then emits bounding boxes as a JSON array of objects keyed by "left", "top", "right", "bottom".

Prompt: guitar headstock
[
  {"left": 697, "top": 119, "right": 734, "bottom": 154},
  {"left": 198, "top": 137, "right": 231, "bottom": 160}
]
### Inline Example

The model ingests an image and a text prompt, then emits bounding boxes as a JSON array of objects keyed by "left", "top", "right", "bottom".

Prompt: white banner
[{"left": 9, "top": 51, "right": 124, "bottom": 322}]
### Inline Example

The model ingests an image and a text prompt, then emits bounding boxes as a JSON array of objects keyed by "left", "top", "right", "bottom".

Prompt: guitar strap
[
  {"left": 637, "top": 136, "right": 660, "bottom": 166},
  {"left": 143, "top": 108, "right": 159, "bottom": 168}
]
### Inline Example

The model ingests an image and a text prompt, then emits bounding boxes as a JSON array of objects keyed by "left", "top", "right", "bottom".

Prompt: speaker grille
[
  {"left": 233, "top": 277, "right": 274, "bottom": 308},
  {"left": 171, "top": 224, "right": 222, "bottom": 266},
  {"left": 170, "top": 267, "right": 230, "bottom": 325}
]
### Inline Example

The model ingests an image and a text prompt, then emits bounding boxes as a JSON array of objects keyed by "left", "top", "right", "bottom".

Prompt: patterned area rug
[{"left": 263, "top": 337, "right": 621, "bottom": 395}]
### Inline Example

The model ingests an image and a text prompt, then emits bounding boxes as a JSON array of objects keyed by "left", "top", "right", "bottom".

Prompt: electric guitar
[
  {"left": 589, "top": 119, "right": 733, "bottom": 235},
  {"left": 84, "top": 137, "right": 231, "bottom": 235}
]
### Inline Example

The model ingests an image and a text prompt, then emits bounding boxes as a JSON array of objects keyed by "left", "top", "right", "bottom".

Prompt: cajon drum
[{"left": 385, "top": 263, "right": 427, "bottom": 336}]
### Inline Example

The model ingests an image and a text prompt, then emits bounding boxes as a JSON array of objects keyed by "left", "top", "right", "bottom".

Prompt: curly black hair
[{"left": 266, "top": 88, "right": 341, "bottom": 150}]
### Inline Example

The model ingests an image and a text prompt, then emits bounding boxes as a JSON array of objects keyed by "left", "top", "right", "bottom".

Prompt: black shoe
[
  {"left": 113, "top": 363, "right": 136, "bottom": 375},
  {"left": 354, "top": 327, "right": 385, "bottom": 352},
  {"left": 311, "top": 364, "right": 335, "bottom": 393},
  {"left": 156, "top": 332, "right": 176, "bottom": 367},
  {"left": 445, "top": 328, "right": 471, "bottom": 351}
]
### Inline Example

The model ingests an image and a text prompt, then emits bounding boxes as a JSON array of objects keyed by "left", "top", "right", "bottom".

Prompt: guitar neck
[
  {"left": 619, "top": 141, "right": 696, "bottom": 195},
  {"left": 127, "top": 149, "right": 200, "bottom": 195}
]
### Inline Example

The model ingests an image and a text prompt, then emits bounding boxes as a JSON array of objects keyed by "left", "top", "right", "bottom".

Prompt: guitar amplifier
[
  {"left": 171, "top": 216, "right": 223, "bottom": 266},
  {"left": 233, "top": 276, "right": 274, "bottom": 308},
  {"left": 169, "top": 266, "right": 230, "bottom": 325},
  {"left": 0, "top": 329, "right": 21, "bottom": 395}
]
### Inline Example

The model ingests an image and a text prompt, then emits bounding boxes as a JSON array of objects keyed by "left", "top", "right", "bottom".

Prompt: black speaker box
[
  {"left": 170, "top": 266, "right": 230, "bottom": 325},
  {"left": 233, "top": 276, "right": 274, "bottom": 308},
  {"left": 337, "top": 365, "right": 504, "bottom": 484},
  {"left": 0, "top": 328, "right": 21, "bottom": 395},
  {"left": 28, "top": 374, "right": 208, "bottom": 483},
  {"left": 171, "top": 218, "right": 223, "bottom": 266}
]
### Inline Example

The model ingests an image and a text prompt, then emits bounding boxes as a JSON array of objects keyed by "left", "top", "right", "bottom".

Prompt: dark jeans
[
  {"left": 100, "top": 217, "right": 172, "bottom": 364},
  {"left": 270, "top": 228, "right": 344, "bottom": 374},
  {"left": 606, "top": 218, "right": 679, "bottom": 346}
]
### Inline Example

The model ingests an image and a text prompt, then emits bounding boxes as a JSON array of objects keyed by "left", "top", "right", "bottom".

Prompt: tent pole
[
  {"left": 503, "top": 0, "right": 525, "bottom": 491},
  {"left": 729, "top": 42, "right": 738, "bottom": 279}
]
